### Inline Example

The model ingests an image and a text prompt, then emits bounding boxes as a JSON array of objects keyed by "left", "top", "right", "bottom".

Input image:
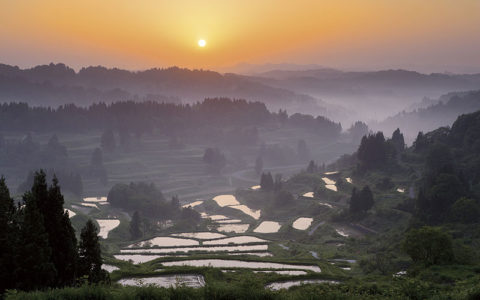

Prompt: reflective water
[
  {"left": 322, "top": 177, "right": 336, "bottom": 185},
  {"left": 81, "top": 202, "right": 98, "bottom": 208},
  {"left": 324, "top": 171, "right": 339, "bottom": 175},
  {"left": 229, "top": 252, "right": 273, "bottom": 257},
  {"left": 182, "top": 200, "right": 203, "bottom": 208},
  {"left": 254, "top": 270, "right": 307, "bottom": 275},
  {"left": 118, "top": 274, "right": 205, "bottom": 288},
  {"left": 251, "top": 185, "right": 261, "bottom": 190},
  {"left": 96, "top": 219, "right": 120, "bottom": 239},
  {"left": 335, "top": 229, "right": 349, "bottom": 237},
  {"left": 325, "top": 184, "right": 337, "bottom": 192},
  {"left": 212, "top": 195, "right": 240, "bottom": 207},
  {"left": 217, "top": 224, "right": 249, "bottom": 233},
  {"left": 346, "top": 178, "right": 352, "bottom": 183},
  {"left": 396, "top": 188, "right": 405, "bottom": 193},
  {"left": 216, "top": 219, "right": 242, "bottom": 224},
  {"left": 319, "top": 202, "right": 333, "bottom": 208},
  {"left": 203, "top": 236, "right": 267, "bottom": 245},
  {"left": 230, "top": 204, "right": 261, "bottom": 220},
  {"left": 266, "top": 279, "right": 338, "bottom": 290},
  {"left": 292, "top": 217, "right": 313, "bottom": 230},
  {"left": 121, "top": 244, "right": 269, "bottom": 254},
  {"left": 83, "top": 197, "right": 107, "bottom": 202},
  {"left": 253, "top": 221, "right": 281, "bottom": 233},
  {"left": 162, "top": 259, "right": 321, "bottom": 272},
  {"left": 114, "top": 254, "right": 167, "bottom": 264},
  {"left": 302, "top": 192, "right": 314, "bottom": 198},
  {"left": 170, "top": 232, "right": 226, "bottom": 240},
  {"left": 102, "top": 264, "right": 119, "bottom": 272},
  {"left": 128, "top": 237, "right": 199, "bottom": 248},
  {"left": 65, "top": 209, "right": 76, "bottom": 218}
]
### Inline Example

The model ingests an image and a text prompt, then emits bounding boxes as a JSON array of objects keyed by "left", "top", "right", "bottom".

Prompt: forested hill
[
  {"left": 0, "top": 63, "right": 321, "bottom": 113},
  {"left": 375, "top": 90, "right": 480, "bottom": 139},
  {"left": 0, "top": 98, "right": 341, "bottom": 138}
]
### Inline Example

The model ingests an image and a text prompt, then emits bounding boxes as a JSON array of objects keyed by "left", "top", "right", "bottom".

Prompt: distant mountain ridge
[
  {"left": 374, "top": 89, "right": 480, "bottom": 141},
  {"left": 0, "top": 63, "right": 324, "bottom": 114}
]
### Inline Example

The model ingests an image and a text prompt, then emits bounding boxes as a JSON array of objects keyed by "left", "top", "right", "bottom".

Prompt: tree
[
  {"left": 273, "top": 174, "right": 283, "bottom": 192},
  {"left": 403, "top": 226, "right": 454, "bottom": 266},
  {"left": 202, "top": 147, "right": 226, "bottom": 174},
  {"left": 14, "top": 192, "right": 56, "bottom": 291},
  {"left": 101, "top": 129, "right": 116, "bottom": 152},
  {"left": 413, "top": 131, "right": 427, "bottom": 152},
  {"left": 357, "top": 132, "right": 387, "bottom": 170},
  {"left": 306, "top": 160, "right": 317, "bottom": 173},
  {"left": 391, "top": 128, "right": 405, "bottom": 154},
  {"left": 449, "top": 197, "right": 480, "bottom": 224},
  {"left": 0, "top": 177, "right": 16, "bottom": 292},
  {"left": 260, "top": 172, "right": 274, "bottom": 191},
  {"left": 348, "top": 121, "right": 369, "bottom": 144},
  {"left": 78, "top": 220, "right": 108, "bottom": 283},
  {"left": 255, "top": 156, "right": 263, "bottom": 175},
  {"left": 46, "top": 176, "right": 78, "bottom": 286},
  {"left": 130, "top": 211, "right": 143, "bottom": 240},
  {"left": 350, "top": 186, "right": 374, "bottom": 213}
]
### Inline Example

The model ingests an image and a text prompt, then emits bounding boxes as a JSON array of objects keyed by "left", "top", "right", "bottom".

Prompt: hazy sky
[{"left": 1, "top": 0, "right": 480, "bottom": 73}]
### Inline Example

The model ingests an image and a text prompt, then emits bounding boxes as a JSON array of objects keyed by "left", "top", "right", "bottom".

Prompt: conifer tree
[
  {"left": 14, "top": 192, "right": 56, "bottom": 291},
  {"left": 130, "top": 211, "right": 143, "bottom": 240},
  {"left": 47, "top": 176, "right": 78, "bottom": 286},
  {"left": 0, "top": 177, "right": 16, "bottom": 292},
  {"left": 79, "top": 220, "right": 108, "bottom": 283}
]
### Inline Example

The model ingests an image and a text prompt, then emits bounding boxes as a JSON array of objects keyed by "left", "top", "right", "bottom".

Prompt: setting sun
[{"left": 198, "top": 39, "right": 206, "bottom": 47}]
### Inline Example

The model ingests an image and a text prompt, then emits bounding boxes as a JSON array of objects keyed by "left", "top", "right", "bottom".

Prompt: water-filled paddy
[
  {"left": 229, "top": 204, "right": 261, "bottom": 220},
  {"left": 212, "top": 195, "right": 240, "bottom": 207},
  {"left": 251, "top": 185, "right": 261, "bottom": 190},
  {"left": 114, "top": 254, "right": 168, "bottom": 264},
  {"left": 118, "top": 274, "right": 205, "bottom": 288},
  {"left": 266, "top": 279, "right": 339, "bottom": 290},
  {"left": 128, "top": 237, "right": 199, "bottom": 248},
  {"left": 65, "top": 209, "right": 76, "bottom": 218},
  {"left": 102, "top": 264, "right": 119, "bottom": 272},
  {"left": 302, "top": 192, "right": 314, "bottom": 198},
  {"left": 292, "top": 217, "right": 313, "bottom": 230},
  {"left": 182, "top": 200, "right": 204, "bottom": 208},
  {"left": 203, "top": 236, "right": 267, "bottom": 245},
  {"left": 83, "top": 197, "right": 107, "bottom": 202},
  {"left": 217, "top": 224, "right": 249, "bottom": 233},
  {"left": 96, "top": 219, "right": 120, "bottom": 239},
  {"left": 322, "top": 177, "right": 336, "bottom": 185},
  {"left": 120, "top": 244, "right": 269, "bottom": 254},
  {"left": 170, "top": 232, "right": 226, "bottom": 240},
  {"left": 162, "top": 259, "right": 321, "bottom": 272},
  {"left": 253, "top": 221, "right": 281, "bottom": 233}
]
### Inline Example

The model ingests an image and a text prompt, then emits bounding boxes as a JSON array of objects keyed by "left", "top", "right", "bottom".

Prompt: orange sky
[{"left": 1, "top": 0, "right": 479, "bottom": 72}]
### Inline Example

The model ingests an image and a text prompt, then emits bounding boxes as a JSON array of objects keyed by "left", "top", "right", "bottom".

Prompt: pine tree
[
  {"left": 260, "top": 172, "right": 274, "bottom": 191},
  {"left": 306, "top": 160, "right": 317, "bottom": 173},
  {"left": 130, "top": 211, "right": 143, "bottom": 240},
  {"left": 0, "top": 177, "right": 16, "bottom": 292},
  {"left": 79, "top": 220, "right": 108, "bottom": 283},
  {"left": 14, "top": 192, "right": 56, "bottom": 291},
  {"left": 46, "top": 176, "right": 78, "bottom": 286}
]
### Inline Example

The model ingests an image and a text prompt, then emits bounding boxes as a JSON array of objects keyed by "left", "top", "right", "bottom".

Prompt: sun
[{"left": 198, "top": 39, "right": 206, "bottom": 47}]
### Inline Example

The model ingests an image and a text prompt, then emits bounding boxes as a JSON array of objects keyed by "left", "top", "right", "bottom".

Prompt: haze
[{"left": 2, "top": 0, "right": 480, "bottom": 73}]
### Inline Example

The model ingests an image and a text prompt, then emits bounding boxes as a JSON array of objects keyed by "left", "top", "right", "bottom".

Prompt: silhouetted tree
[
  {"left": 391, "top": 128, "right": 405, "bottom": 154},
  {"left": 0, "top": 177, "right": 16, "bottom": 293},
  {"left": 14, "top": 192, "right": 56, "bottom": 291},
  {"left": 306, "top": 160, "right": 317, "bottom": 173},
  {"left": 130, "top": 211, "right": 143, "bottom": 240},
  {"left": 403, "top": 226, "right": 454, "bottom": 266},
  {"left": 260, "top": 172, "right": 274, "bottom": 191},
  {"left": 78, "top": 220, "right": 108, "bottom": 283}
]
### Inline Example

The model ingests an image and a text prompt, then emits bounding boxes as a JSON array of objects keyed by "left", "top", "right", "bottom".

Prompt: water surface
[{"left": 253, "top": 221, "right": 281, "bottom": 233}]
